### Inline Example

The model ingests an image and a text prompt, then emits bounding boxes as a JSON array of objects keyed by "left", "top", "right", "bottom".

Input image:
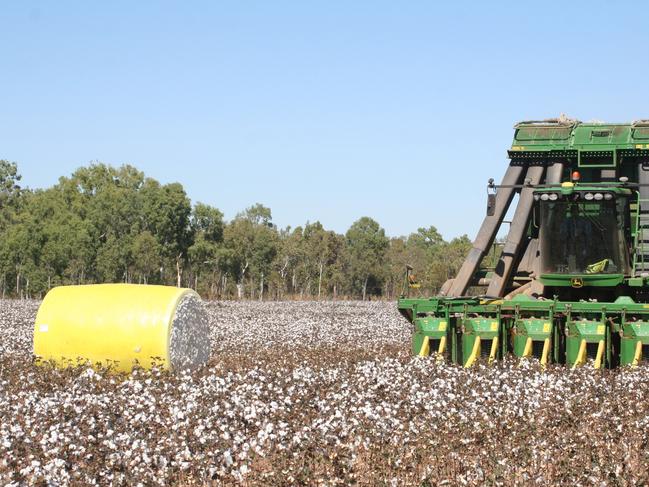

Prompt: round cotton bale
[{"left": 33, "top": 284, "right": 210, "bottom": 372}]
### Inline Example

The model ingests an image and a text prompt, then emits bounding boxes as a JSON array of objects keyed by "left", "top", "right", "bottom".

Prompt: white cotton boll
[
  {"left": 7, "top": 299, "right": 649, "bottom": 485},
  {"left": 223, "top": 450, "right": 233, "bottom": 467}
]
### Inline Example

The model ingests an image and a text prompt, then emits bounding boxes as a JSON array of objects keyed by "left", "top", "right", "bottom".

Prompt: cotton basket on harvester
[{"left": 33, "top": 284, "right": 210, "bottom": 372}]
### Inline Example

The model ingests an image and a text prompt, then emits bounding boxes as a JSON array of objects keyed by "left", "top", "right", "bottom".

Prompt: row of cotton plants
[{"left": 1, "top": 300, "right": 648, "bottom": 485}]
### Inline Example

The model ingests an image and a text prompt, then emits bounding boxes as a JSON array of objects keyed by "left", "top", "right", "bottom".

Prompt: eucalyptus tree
[
  {"left": 224, "top": 204, "right": 278, "bottom": 299},
  {"left": 188, "top": 203, "right": 224, "bottom": 294},
  {"left": 345, "top": 217, "right": 389, "bottom": 300}
]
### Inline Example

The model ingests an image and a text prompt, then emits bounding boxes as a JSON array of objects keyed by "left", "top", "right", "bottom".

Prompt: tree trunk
[
  {"left": 279, "top": 258, "right": 289, "bottom": 299},
  {"left": 362, "top": 276, "right": 369, "bottom": 301},
  {"left": 210, "top": 271, "right": 219, "bottom": 299},
  {"left": 237, "top": 262, "right": 249, "bottom": 299},
  {"left": 259, "top": 272, "right": 264, "bottom": 302},
  {"left": 176, "top": 254, "right": 182, "bottom": 287},
  {"left": 318, "top": 262, "right": 323, "bottom": 300}
]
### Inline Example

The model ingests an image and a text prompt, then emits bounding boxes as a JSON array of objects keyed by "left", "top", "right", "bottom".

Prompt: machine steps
[{"left": 633, "top": 199, "right": 649, "bottom": 275}]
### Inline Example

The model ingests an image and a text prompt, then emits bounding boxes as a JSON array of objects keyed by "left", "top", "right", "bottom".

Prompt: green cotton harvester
[{"left": 398, "top": 117, "right": 649, "bottom": 368}]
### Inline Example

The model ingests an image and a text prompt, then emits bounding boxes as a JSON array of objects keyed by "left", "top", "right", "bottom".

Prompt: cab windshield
[{"left": 539, "top": 199, "right": 629, "bottom": 275}]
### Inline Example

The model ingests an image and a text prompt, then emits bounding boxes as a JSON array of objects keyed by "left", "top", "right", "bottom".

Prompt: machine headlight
[
  {"left": 604, "top": 193, "right": 613, "bottom": 200},
  {"left": 533, "top": 194, "right": 540, "bottom": 201},
  {"left": 549, "top": 193, "right": 558, "bottom": 201},
  {"left": 594, "top": 193, "right": 604, "bottom": 201},
  {"left": 540, "top": 193, "right": 550, "bottom": 201},
  {"left": 584, "top": 193, "right": 594, "bottom": 200}
]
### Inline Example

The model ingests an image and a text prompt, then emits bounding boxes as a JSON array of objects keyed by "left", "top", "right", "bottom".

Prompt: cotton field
[{"left": 2, "top": 300, "right": 649, "bottom": 485}]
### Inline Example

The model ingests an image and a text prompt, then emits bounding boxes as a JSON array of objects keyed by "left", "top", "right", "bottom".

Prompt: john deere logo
[{"left": 571, "top": 278, "right": 584, "bottom": 288}]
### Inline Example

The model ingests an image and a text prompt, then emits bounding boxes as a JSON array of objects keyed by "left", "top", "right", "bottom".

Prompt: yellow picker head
[{"left": 33, "top": 284, "right": 210, "bottom": 373}]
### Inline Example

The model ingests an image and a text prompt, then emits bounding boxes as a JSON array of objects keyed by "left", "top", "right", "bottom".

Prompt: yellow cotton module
[{"left": 33, "top": 283, "right": 210, "bottom": 372}]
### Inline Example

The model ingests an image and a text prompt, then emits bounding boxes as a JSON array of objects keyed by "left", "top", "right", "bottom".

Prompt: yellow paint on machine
[
  {"left": 572, "top": 339, "right": 587, "bottom": 370},
  {"left": 593, "top": 340, "right": 605, "bottom": 369},
  {"left": 418, "top": 336, "right": 430, "bottom": 357},
  {"left": 437, "top": 336, "right": 447, "bottom": 356},
  {"left": 33, "top": 284, "right": 198, "bottom": 372},
  {"left": 522, "top": 337, "right": 533, "bottom": 357},
  {"left": 632, "top": 340, "right": 643, "bottom": 367},
  {"left": 488, "top": 337, "right": 499, "bottom": 364},
  {"left": 540, "top": 338, "right": 551, "bottom": 367},
  {"left": 464, "top": 337, "right": 481, "bottom": 368}
]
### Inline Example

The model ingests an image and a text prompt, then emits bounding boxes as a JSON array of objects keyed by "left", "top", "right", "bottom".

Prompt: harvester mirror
[{"left": 486, "top": 193, "right": 496, "bottom": 216}]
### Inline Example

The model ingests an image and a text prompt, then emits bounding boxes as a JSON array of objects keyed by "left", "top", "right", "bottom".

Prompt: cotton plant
[{"left": 1, "top": 300, "right": 649, "bottom": 484}]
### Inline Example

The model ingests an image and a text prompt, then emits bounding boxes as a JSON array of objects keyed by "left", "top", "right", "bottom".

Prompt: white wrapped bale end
[{"left": 169, "top": 293, "right": 210, "bottom": 371}]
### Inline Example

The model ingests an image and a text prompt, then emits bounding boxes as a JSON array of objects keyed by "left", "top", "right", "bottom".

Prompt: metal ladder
[{"left": 633, "top": 198, "right": 649, "bottom": 276}]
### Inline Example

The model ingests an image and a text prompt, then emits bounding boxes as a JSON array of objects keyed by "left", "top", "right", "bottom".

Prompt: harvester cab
[
  {"left": 399, "top": 118, "right": 649, "bottom": 368},
  {"left": 535, "top": 183, "right": 632, "bottom": 297}
]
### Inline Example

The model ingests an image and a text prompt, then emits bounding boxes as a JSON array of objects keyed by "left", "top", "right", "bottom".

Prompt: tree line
[{"left": 0, "top": 160, "right": 472, "bottom": 300}]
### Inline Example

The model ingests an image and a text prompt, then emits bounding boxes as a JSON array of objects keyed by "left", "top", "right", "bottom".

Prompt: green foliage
[
  {"left": 0, "top": 160, "right": 22, "bottom": 232},
  {"left": 238, "top": 203, "right": 272, "bottom": 226},
  {"left": 0, "top": 162, "right": 472, "bottom": 299},
  {"left": 132, "top": 231, "right": 162, "bottom": 283},
  {"left": 345, "top": 217, "right": 389, "bottom": 299},
  {"left": 191, "top": 202, "right": 224, "bottom": 242},
  {"left": 223, "top": 204, "right": 278, "bottom": 298}
]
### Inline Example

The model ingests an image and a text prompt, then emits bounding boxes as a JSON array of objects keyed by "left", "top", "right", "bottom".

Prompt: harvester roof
[{"left": 508, "top": 119, "right": 649, "bottom": 168}]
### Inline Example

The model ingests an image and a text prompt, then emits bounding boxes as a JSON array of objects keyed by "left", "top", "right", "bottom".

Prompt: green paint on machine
[{"left": 399, "top": 118, "right": 649, "bottom": 368}]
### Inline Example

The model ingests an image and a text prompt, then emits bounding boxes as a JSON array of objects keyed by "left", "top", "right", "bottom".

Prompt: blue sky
[{"left": 2, "top": 1, "right": 648, "bottom": 240}]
